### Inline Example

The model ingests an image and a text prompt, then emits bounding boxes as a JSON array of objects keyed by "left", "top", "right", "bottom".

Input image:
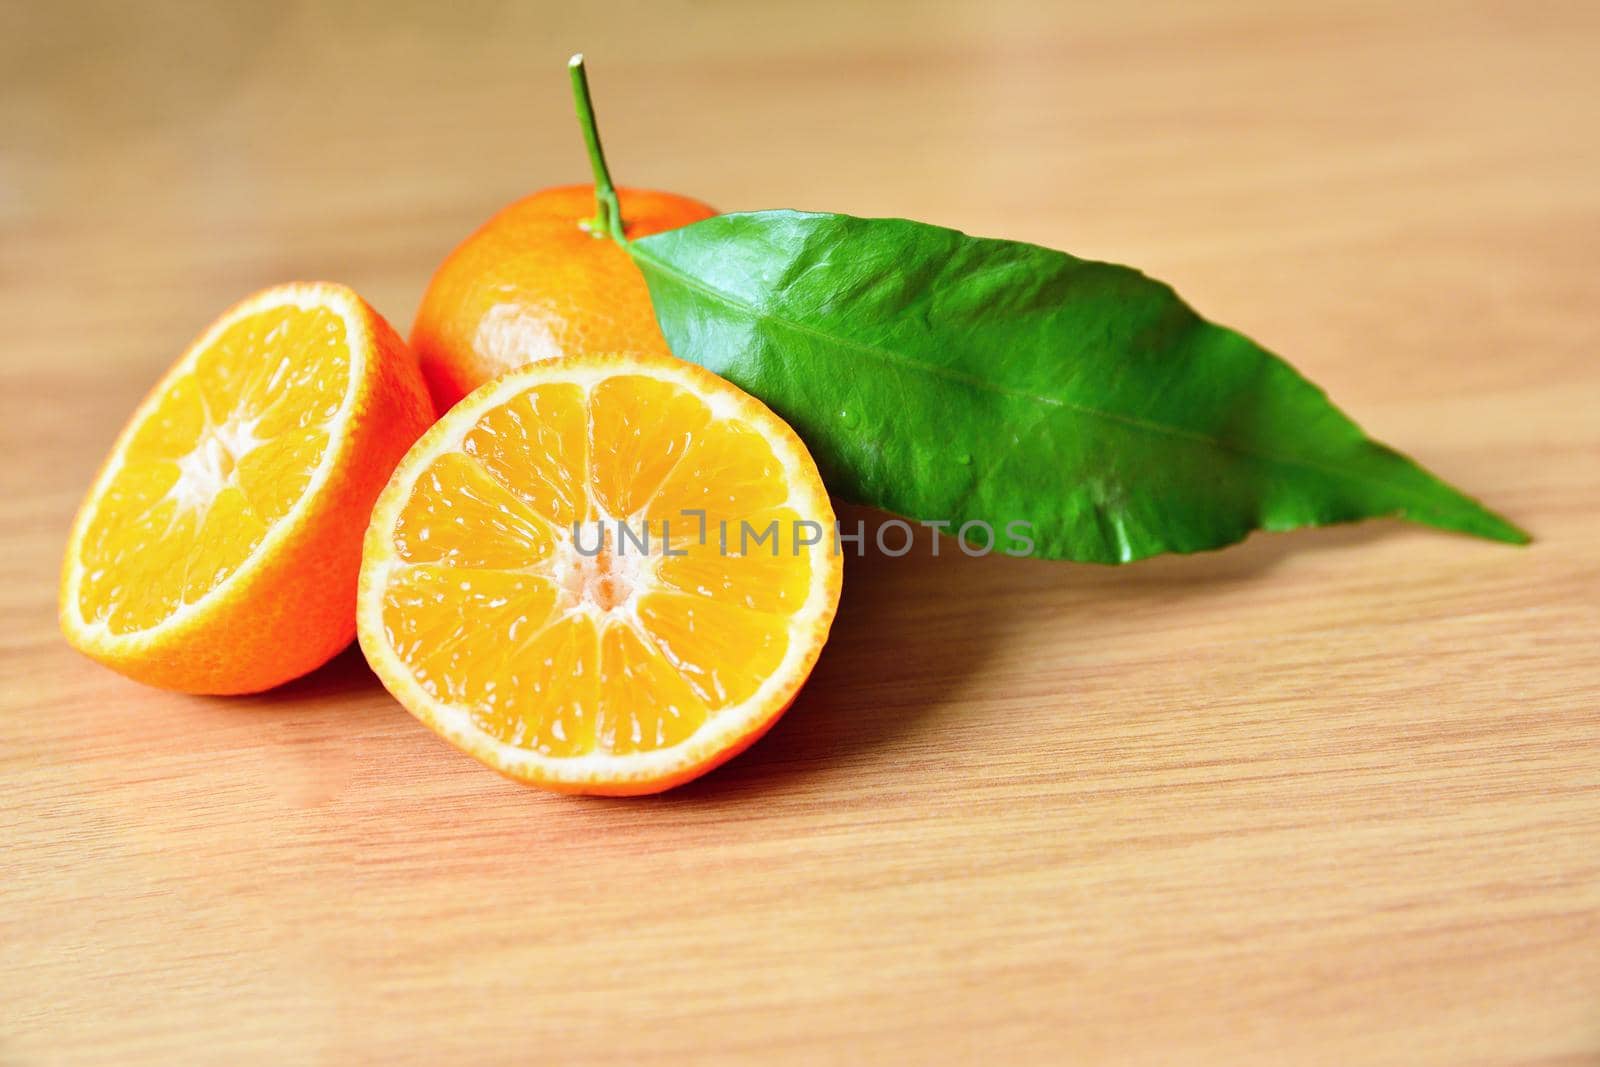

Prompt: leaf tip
[
  {"left": 1425, "top": 501, "right": 1532, "bottom": 546},
  {"left": 1483, "top": 515, "right": 1533, "bottom": 546}
]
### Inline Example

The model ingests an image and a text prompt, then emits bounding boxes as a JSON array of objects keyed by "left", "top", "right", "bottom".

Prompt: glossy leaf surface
[{"left": 631, "top": 211, "right": 1526, "bottom": 562}]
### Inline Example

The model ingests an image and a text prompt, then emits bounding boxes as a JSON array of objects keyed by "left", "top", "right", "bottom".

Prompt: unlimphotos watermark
[{"left": 571, "top": 509, "right": 1035, "bottom": 558}]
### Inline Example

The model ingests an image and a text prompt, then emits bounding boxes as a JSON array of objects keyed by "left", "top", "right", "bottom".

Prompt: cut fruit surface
[
  {"left": 357, "top": 352, "right": 842, "bottom": 794},
  {"left": 60, "top": 283, "right": 434, "bottom": 693}
]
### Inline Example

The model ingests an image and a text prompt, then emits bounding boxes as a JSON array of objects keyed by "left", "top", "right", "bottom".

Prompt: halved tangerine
[
  {"left": 60, "top": 282, "right": 434, "bottom": 694},
  {"left": 356, "top": 353, "right": 842, "bottom": 794}
]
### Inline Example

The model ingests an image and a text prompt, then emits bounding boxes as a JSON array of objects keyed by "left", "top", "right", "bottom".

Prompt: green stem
[{"left": 568, "top": 53, "right": 625, "bottom": 243}]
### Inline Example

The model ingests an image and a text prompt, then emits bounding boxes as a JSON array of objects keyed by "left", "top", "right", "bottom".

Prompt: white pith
[
  {"left": 357, "top": 356, "right": 841, "bottom": 788},
  {"left": 170, "top": 415, "right": 265, "bottom": 511}
]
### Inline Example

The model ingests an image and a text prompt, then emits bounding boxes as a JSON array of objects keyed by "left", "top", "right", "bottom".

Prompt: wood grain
[{"left": 3, "top": 1, "right": 1597, "bottom": 1063}]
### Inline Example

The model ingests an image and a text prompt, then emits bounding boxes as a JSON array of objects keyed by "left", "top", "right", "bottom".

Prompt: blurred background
[{"left": 6, "top": 0, "right": 1596, "bottom": 394}]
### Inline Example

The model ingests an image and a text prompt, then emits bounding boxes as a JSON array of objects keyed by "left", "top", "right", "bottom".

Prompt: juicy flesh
[
  {"left": 76, "top": 305, "right": 350, "bottom": 634},
  {"left": 380, "top": 375, "right": 817, "bottom": 758}
]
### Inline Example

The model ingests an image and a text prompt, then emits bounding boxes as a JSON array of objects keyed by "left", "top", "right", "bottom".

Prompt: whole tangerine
[{"left": 410, "top": 184, "right": 714, "bottom": 412}]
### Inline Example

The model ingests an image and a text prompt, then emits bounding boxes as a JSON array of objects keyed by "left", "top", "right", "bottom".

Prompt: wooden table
[{"left": 5, "top": 2, "right": 1597, "bottom": 1063}]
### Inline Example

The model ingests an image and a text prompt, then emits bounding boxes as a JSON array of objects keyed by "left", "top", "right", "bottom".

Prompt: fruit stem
[{"left": 568, "top": 53, "right": 626, "bottom": 244}]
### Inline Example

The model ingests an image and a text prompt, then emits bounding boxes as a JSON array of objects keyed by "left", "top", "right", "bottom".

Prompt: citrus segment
[
  {"left": 588, "top": 373, "right": 711, "bottom": 519},
  {"left": 646, "top": 418, "right": 789, "bottom": 521},
  {"left": 469, "top": 613, "right": 603, "bottom": 758},
  {"left": 596, "top": 623, "right": 710, "bottom": 756},
  {"left": 633, "top": 593, "right": 791, "bottom": 712},
  {"left": 460, "top": 383, "right": 590, "bottom": 527},
  {"left": 380, "top": 566, "right": 562, "bottom": 699},
  {"left": 654, "top": 506, "right": 816, "bottom": 615},
  {"left": 358, "top": 352, "right": 841, "bottom": 794},
  {"left": 391, "top": 453, "right": 558, "bottom": 570}
]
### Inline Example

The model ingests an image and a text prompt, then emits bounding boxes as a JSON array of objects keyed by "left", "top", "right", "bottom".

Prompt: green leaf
[{"left": 629, "top": 210, "right": 1527, "bottom": 563}]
